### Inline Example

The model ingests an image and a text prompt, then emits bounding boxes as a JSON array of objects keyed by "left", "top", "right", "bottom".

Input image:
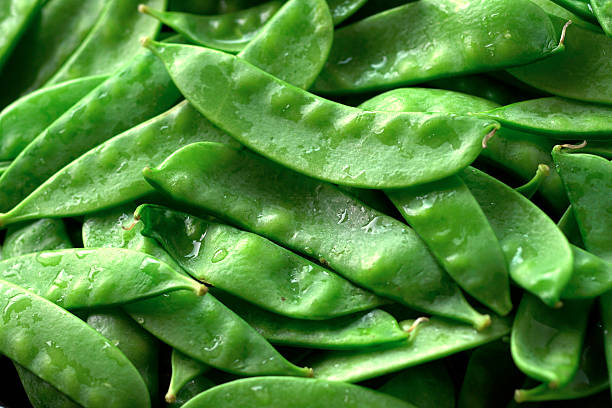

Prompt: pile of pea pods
[{"left": 1, "top": 0, "right": 612, "bottom": 406}]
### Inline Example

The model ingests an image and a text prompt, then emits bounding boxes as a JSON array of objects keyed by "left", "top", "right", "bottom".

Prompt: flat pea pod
[
  {"left": 214, "top": 290, "right": 408, "bottom": 350},
  {"left": 144, "top": 41, "right": 498, "bottom": 189},
  {"left": 181, "top": 377, "right": 416, "bottom": 408},
  {"left": 511, "top": 293, "right": 592, "bottom": 388},
  {"left": 0, "top": 279, "right": 150, "bottom": 407},
  {"left": 562, "top": 245, "right": 612, "bottom": 298},
  {"left": 516, "top": 164, "right": 551, "bottom": 199},
  {"left": 0, "top": 248, "right": 205, "bottom": 309},
  {"left": 14, "top": 364, "right": 81, "bottom": 408},
  {"left": 139, "top": 2, "right": 282, "bottom": 52},
  {"left": 378, "top": 362, "right": 455, "bottom": 408},
  {"left": 143, "top": 142, "right": 490, "bottom": 329},
  {"left": 0, "top": 75, "right": 108, "bottom": 161},
  {"left": 167, "top": 349, "right": 210, "bottom": 404},
  {"left": 136, "top": 204, "right": 386, "bottom": 319},
  {"left": 45, "top": 0, "right": 165, "bottom": 86},
  {"left": 305, "top": 316, "right": 511, "bottom": 382},
  {"left": 552, "top": 149, "right": 612, "bottom": 262},
  {"left": 480, "top": 97, "right": 612, "bottom": 139},
  {"left": 2, "top": 218, "right": 71, "bottom": 259},
  {"left": 591, "top": 0, "right": 612, "bottom": 36},
  {"left": 0, "top": 41, "right": 182, "bottom": 214},
  {"left": 460, "top": 167, "right": 573, "bottom": 307},
  {"left": 327, "top": 0, "right": 368, "bottom": 24},
  {"left": 0, "top": 0, "right": 41, "bottom": 70},
  {"left": 311, "top": 0, "right": 561, "bottom": 93},
  {"left": 599, "top": 292, "right": 612, "bottom": 401},
  {"left": 168, "top": 377, "right": 216, "bottom": 408}
]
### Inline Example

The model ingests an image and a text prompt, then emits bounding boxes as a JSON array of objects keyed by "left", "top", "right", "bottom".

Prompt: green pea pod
[
  {"left": 516, "top": 164, "right": 551, "bottom": 199},
  {"left": 552, "top": 149, "right": 612, "bottom": 262},
  {"left": 0, "top": 41, "right": 182, "bottom": 214},
  {"left": 45, "top": 0, "right": 165, "bottom": 86},
  {"left": 0, "top": 75, "right": 108, "bottom": 161},
  {"left": 558, "top": 206, "right": 585, "bottom": 247},
  {"left": 562, "top": 245, "right": 612, "bottom": 298},
  {"left": 166, "top": 349, "right": 210, "bottom": 404},
  {"left": 460, "top": 167, "right": 573, "bottom": 307},
  {"left": 136, "top": 204, "right": 386, "bottom": 319},
  {"left": 168, "top": 376, "right": 217, "bottom": 408},
  {"left": 312, "top": 0, "right": 561, "bottom": 93},
  {"left": 378, "top": 362, "right": 455, "bottom": 408},
  {"left": 426, "top": 74, "right": 527, "bottom": 106},
  {"left": 305, "top": 316, "right": 511, "bottom": 382},
  {"left": 181, "top": 377, "right": 416, "bottom": 408},
  {"left": 481, "top": 97, "right": 612, "bottom": 139},
  {"left": 0, "top": 0, "right": 41, "bottom": 70},
  {"left": 591, "top": 0, "right": 612, "bottom": 36},
  {"left": 576, "top": 140, "right": 612, "bottom": 159},
  {"left": 143, "top": 142, "right": 490, "bottom": 329},
  {"left": 214, "top": 290, "right": 408, "bottom": 349},
  {"left": 0, "top": 248, "right": 205, "bottom": 308},
  {"left": 511, "top": 293, "right": 592, "bottom": 388},
  {"left": 0, "top": 279, "right": 150, "bottom": 407},
  {"left": 0, "top": 0, "right": 107, "bottom": 107},
  {"left": 2, "top": 218, "right": 71, "bottom": 259},
  {"left": 551, "top": 0, "right": 597, "bottom": 21},
  {"left": 144, "top": 41, "right": 498, "bottom": 189},
  {"left": 14, "top": 365, "right": 81, "bottom": 408},
  {"left": 327, "top": 0, "right": 368, "bottom": 24},
  {"left": 599, "top": 292, "right": 612, "bottom": 401},
  {"left": 139, "top": 2, "right": 282, "bottom": 52}
]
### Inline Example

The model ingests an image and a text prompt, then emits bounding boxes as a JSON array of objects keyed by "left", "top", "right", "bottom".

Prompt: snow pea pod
[
  {"left": 552, "top": 0, "right": 597, "bottom": 21},
  {"left": 516, "top": 164, "right": 550, "bottom": 198},
  {"left": 181, "top": 377, "right": 416, "bottom": 408},
  {"left": 426, "top": 74, "right": 526, "bottom": 106},
  {"left": 166, "top": 349, "right": 210, "bottom": 403},
  {"left": 0, "top": 75, "right": 107, "bottom": 161},
  {"left": 168, "top": 377, "right": 216, "bottom": 408},
  {"left": 327, "top": 0, "right": 368, "bottom": 24},
  {"left": 144, "top": 142, "right": 490, "bottom": 328},
  {"left": 312, "top": 0, "right": 561, "bottom": 93},
  {"left": 558, "top": 206, "right": 585, "bottom": 247},
  {"left": 14, "top": 365, "right": 81, "bottom": 408},
  {"left": 511, "top": 293, "right": 592, "bottom": 388},
  {"left": 145, "top": 41, "right": 498, "bottom": 189},
  {"left": 139, "top": 2, "right": 281, "bottom": 52},
  {"left": 45, "top": 0, "right": 165, "bottom": 86},
  {"left": 136, "top": 204, "right": 386, "bottom": 319},
  {"left": 591, "top": 0, "right": 612, "bottom": 36},
  {"left": 562, "top": 246, "right": 612, "bottom": 298},
  {"left": 0, "top": 0, "right": 41, "bottom": 70},
  {"left": 460, "top": 167, "right": 573, "bottom": 307},
  {"left": 0, "top": 279, "right": 150, "bottom": 407},
  {"left": 306, "top": 316, "right": 511, "bottom": 382},
  {"left": 2, "top": 218, "right": 71, "bottom": 259}
]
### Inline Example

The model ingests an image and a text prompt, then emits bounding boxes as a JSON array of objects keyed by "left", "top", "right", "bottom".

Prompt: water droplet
[{"left": 211, "top": 249, "right": 228, "bottom": 263}]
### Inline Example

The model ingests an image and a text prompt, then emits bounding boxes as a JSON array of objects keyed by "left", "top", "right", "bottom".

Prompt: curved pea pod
[
  {"left": 167, "top": 349, "right": 210, "bottom": 404},
  {"left": 0, "top": 75, "right": 108, "bottom": 161},
  {"left": 311, "top": 0, "right": 561, "bottom": 93},
  {"left": 181, "top": 377, "right": 415, "bottom": 408},
  {"left": 511, "top": 293, "right": 592, "bottom": 388},
  {"left": 0, "top": 0, "right": 41, "bottom": 70},
  {"left": 480, "top": 97, "right": 612, "bottom": 139},
  {"left": 136, "top": 204, "right": 386, "bottom": 319},
  {"left": 327, "top": 0, "right": 368, "bottom": 24},
  {"left": 0, "top": 279, "right": 150, "bottom": 407},
  {"left": 45, "top": 0, "right": 165, "bottom": 86},
  {"left": 143, "top": 142, "right": 490, "bottom": 329},
  {"left": 305, "top": 316, "right": 510, "bottom": 383},
  {"left": 378, "top": 362, "right": 455, "bottom": 408},
  {"left": 426, "top": 74, "right": 526, "bottom": 106},
  {"left": 2, "top": 218, "right": 71, "bottom": 259},
  {"left": 144, "top": 41, "right": 498, "bottom": 189},
  {"left": 460, "top": 167, "right": 573, "bottom": 307},
  {"left": 552, "top": 149, "right": 612, "bottom": 262},
  {"left": 168, "top": 376, "right": 217, "bottom": 408},
  {"left": 14, "top": 364, "right": 81, "bottom": 408},
  {"left": 0, "top": 248, "right": 205, "bottom": 309},
  {"left": 139, "top": 2, "right": 281, "bottom": 52},
  {"left": 562, "top": 246, "right": 612, "bottom": 298},
  {"left": 599, "top": 292, "right": 612, "bottom": 401},
  {"left": 516, "top": 164, "right": 551, "bottom": 199},
  {"left": 591, "top": 0, "right": 612, "bottom": 36}
]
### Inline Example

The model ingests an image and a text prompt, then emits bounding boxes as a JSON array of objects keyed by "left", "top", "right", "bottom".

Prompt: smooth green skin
[
  {"left": 0, "top": 0, "right": 107, "bottom": 107},
  {"left": 0, "top": 247, "right": 204, "bottom": 309},
  {"left": 0, "top": 75, "right": 107, "bottom": 161},
  {"left": 511, "top": 293, "right": 592, "bottom": 388},
  {"left": 516, "top": 163, "right": 550, "bottom": 199},
  {"left": 553, "top": 150, "right": 612, "bottom": 263},
  {"left": 237, "top": 0, "right": 333, "bottom": 89},
  {"left": 327, "top": 0, "right": 368, "bottom": 24},
  {"left": 167, "top": 349, "right": 210, "bottom": 403},
  {"left": 215, "top": 290, "right": 408, "bottom": 349},
  {"left": 378, "top": 362, "right": 455, "bottom": 408},
  {"left": 591, "top": 0, "right": 612, "bottom": 36},
  {"left": 2, "top": 218, "right": 71, "bottom": 259},
  {"left": 0, "top": 279, "right": 150, "bottom": 407},
  {"left": 426, "top": 74, "right": 526, "bottom": 106},
  {"left": 481, "top": 97, "right": 612, "bottom": 139},
  {"left": 0, "top": 44, "right": 182, "bottom": 214},
  {"left": 181, "top": 377, "right": 416, "bottom": 408},
  {"left": 168, "top": 376, "right": 216, "bottom": 408},
  {"left": 140, "top": 2, "right": 282, "bottom": 52},
  {"left": 306, "top": 316, "right": 511, "bottom": 382},
  {"left": 144, "top": 142, "right": 489, "bottom": 329},
  {"left": 562, "top": 245, "right": 612, "bottom": 298},
  {"left": 147, "top": 42, "right": 497, "bottom": 189},
  {"left": 460, "top": 167, "right": 573, "bottom": 307},
  {"left": 599, "top": 292, "right": 612, "bottom": 401},
  {"left": 87, "top": 310, "right": 159, "bottom": 406},
  {"left": 0, "top": 0, "right": 41, "bottom": 70},
  {"left": 137, "top": 204, "right": 386, "bottom": 319},
  {"left": 15, "top": 364, "right": 81, "bottom": 408},
  {"left": 386, "top": 176, "right": 512, "bottom": 316},
  {"left": 45, "top": 0, "right": 165, "bottom": 86},
  {"left": 558, "top": 206, "right": 585, "bottom": 247},
  {"left": 509, "top": 12, "right": 612, "bottom": 105},
  {"left": 312, "top": 0, "right": 560, "bottom": 93}
]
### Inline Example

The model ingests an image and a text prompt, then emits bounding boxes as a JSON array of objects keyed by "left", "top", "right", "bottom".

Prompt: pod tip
[
  {"left": 196, "top": 284, "right": 208, "bottom": 296},
  {"left": 140, "top": 36, "right": 152, "bottom": 48},
  {"left": 514, "top": 390, "right": 525, "bottom": 403},
  {"left": 138, "top": 4, "right": 149, "bottom": 14},
  {"left": 165, "top": 392, "right": 177, "bottom": 404},
  {"left": 476, "top": 314, "right": 492, "bottom": 331}
]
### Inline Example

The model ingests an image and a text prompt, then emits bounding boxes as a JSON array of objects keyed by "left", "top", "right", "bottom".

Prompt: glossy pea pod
[
  {"left": 167, "top": 376, "right": 217, "bottom": 408},
  {"left": 591, "top": 0, "right": 612, "bottom": 36},
  {"left": 460, "top": 167, "right": 573, "bottom": 307},
  {"left": 14, "top": 365, "right": 81, "bottom": 408},
  {"left": 166, "top": 349, "right": 210, "bottom": 404},
  {"left": 0, "top": 0, "right": 41, "bottom": 70},
  {"left": 136, "top": 204, "right": 386, "bottom": 319},
  {"left": 311, "top": 0, "right": 562, "bottom": 93},
  {"left": 181, "top": 377, "right": 416, "bottom": 408},
  {"left": 2, "top": 218, "right": 71, "bottom": 259},
  {"left": 143, "top": 142, "right": 490, "bottom": 329},
  {"left": 561, "top": 245, "right": 612, "bottom": 299},
  {"left": 326, "top": 0, "right": 368, "bottom": 24},
  {"left": 551, "top": 0, "right": 597, "bottom": 21}
]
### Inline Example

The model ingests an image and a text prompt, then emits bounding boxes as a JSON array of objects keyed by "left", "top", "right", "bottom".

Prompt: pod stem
[
  {"left": 482, "top": 128, "right": 497, "bottom": 149},
  {"left": 559, "top": 20, "right": 572, "bottom": 47},
  {"left": 559, "top": 140, "right": 587, "bottom": 150},
  {"left": 406, "top": 317, "right": 429, "bottom": 333}
]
